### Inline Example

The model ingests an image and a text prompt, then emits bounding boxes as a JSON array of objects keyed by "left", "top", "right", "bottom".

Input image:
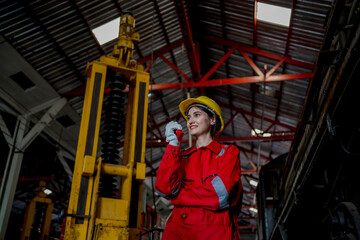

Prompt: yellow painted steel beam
[
  {"left": 101, "top": 163, "right": 129, "bottom": 177},
  {"left": 41, "top": 201, "right": 54, "bottom": 240},
  {"left": 65, "top": 62, "right": 107, "bottom": 239},
  {"left": 20, "top": 201, "right": 36, "bottom": 240}
]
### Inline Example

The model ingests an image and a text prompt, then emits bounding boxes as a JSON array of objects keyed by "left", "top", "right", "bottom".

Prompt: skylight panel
[
  {"left": 92, "top": 17, "right": 120, "bottom": 45},
  {"left": 256, "top": 2, "right": 291, "bottom": 27}
]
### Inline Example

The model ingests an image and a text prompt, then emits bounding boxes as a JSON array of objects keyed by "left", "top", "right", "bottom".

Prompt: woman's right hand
[{"left": 165, "top": 121, "right": 183, "bottom": 146}]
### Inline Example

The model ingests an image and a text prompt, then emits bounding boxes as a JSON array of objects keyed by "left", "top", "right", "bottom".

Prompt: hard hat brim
[{"left": 179, "top": 98, "right": 206, "bottom": 120}]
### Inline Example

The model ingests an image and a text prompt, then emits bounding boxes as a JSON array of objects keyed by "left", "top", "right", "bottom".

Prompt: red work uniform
[{"left": 155, "top": 140, "right": 243, "bottom": 240}]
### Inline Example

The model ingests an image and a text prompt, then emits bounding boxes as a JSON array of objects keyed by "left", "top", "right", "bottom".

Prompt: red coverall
[{"left": 155, "top": 140, "right": 243, "bottom": 240}]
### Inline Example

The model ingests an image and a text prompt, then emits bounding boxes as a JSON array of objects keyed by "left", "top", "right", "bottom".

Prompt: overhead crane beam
[{"left": 149, "top": 72, "right": 313, "bottom": 90}]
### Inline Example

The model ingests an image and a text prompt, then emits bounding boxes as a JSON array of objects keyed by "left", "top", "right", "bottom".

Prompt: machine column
[{"left": 65, "top": 62, "right": 107, "bottom": 239}]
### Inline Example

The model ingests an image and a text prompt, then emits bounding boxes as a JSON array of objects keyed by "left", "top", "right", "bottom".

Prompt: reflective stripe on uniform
[
  {"left": 156, "top": 180, "right": 180, "bottom": 199},
  {"left": 216, "top": 145, "right": 228, "bottom": 158},
  {"left": 216, "top": 148, "right": 225, "bottom": 158},
  {"left": 171, "top": 181, "right": 180, "bottom": 195},
  {"left": 211, "top": 176, "right": 229, "bottom": 209},
  {"left": 156, "top": 189, "right": 170, "bottom": 199}
]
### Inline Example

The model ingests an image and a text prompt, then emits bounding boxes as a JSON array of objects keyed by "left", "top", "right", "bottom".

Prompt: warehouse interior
[{"left": 1, "top": 0, "right": 360, "bottom": 239}]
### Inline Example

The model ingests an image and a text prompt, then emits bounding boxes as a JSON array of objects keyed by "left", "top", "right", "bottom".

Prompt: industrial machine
[
  {"left": 64, "top": 13, "right": 150, "bottom": 239},
  {"left": 20, "top": 181, "right": 54, "bottom": 240},
  {"left": 256, "top": 0, "right": 360, "bottom": 239}
]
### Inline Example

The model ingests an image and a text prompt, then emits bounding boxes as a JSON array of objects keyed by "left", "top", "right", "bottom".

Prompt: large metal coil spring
[{"left": 99, "top": 73, "right": 127, "bottom": 198}]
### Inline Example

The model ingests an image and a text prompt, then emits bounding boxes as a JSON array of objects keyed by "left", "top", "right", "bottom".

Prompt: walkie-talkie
[{"left": 175, "top": 129, "right": 184, "bottom": 142}]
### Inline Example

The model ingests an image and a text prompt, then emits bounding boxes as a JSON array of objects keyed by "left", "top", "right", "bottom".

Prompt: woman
[{"left": 155, "top": 96, "right": 243, "bottom": 240}]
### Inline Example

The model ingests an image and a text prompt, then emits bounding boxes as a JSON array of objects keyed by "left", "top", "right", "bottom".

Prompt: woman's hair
[{"left": 187, "top": 105, "right": 221, "bottom": 137}]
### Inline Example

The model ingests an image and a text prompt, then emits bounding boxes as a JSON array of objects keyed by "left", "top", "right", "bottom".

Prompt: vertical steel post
[{"left": 0, "top": 116, "right": 27, "bottom": 239}]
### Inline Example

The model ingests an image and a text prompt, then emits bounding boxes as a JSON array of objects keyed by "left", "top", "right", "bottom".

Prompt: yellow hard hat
[{"left": 179, "top": 96, "right": 224, "bottom": 135}]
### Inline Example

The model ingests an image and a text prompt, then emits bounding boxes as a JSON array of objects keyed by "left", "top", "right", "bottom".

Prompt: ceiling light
[
  {"left": 251, "top": 128, "right": 262, "bottom": 136},
  {"left": 263, "top": 132, "right": 272, "bottom": 137},
  {"left": 256, "top": 2, "right": 291, "bottom": 27},
  {"left": 249, "top": 179, "right": 258, "bottom": 187},
  {"left": 251, "top": 128, "right": 272, "bottom": 137},
  {"left": 249, "top": 207, "right": 258, "bottom": 213},
  {"left": 43, "top": 188, "right": 52, "bottom": 195},
  {"left": 92, "top": 17, "right": 120, "bottom": 45}
]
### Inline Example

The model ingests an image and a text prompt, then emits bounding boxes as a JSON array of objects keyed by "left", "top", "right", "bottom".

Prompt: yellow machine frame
[
  {"left": 20, "top": 181, "right": 54, "bottom": 240},
  {"left": 64, "top": 13, "right": 149, "bottom": 240}
]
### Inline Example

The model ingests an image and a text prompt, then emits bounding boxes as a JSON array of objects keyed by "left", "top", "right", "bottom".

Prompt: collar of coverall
[{"left": 182, "top": 140, "right": 222, "bottom": 156}]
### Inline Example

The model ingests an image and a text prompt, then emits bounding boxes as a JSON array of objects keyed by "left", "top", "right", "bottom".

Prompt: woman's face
[{"left": 187, "top": 106, "right": 215, "bottom": 137}]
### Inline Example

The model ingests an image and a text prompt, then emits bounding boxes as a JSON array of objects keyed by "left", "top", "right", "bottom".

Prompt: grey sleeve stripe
[
  {"left": 155, "top": 189, "right": 170, "bottom": 199},
  {"left": 172, "top": 188, "right": 179, "bottom": 195},
  {"left": 156, "top": 181, "right": 180, "bottom": 199},
  {"left": 211, "top": 176, "right": 229, "bottom": 209},
  {"left": 216, "top": 148, "right": 225, "bottom": 158},
  {"left": 171, "top": 181, "right": 180, "bottom": 195}
]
